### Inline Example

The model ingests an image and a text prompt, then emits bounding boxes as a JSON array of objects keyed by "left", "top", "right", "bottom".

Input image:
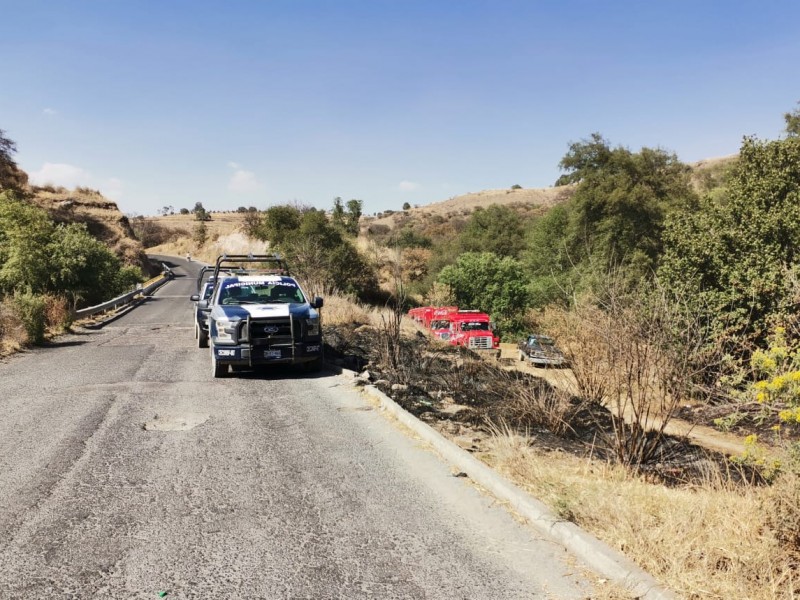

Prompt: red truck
[
  {"left": 408, "top": 306, "right": 458, "bottom": 330},
  {"left": 444, "top": 310, "right": 500, "bottom": 350},
  {"left": 409, "top": 306, "right": 500, "bottom": 350}
]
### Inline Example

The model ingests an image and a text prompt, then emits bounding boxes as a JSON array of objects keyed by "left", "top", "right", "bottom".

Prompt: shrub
[
  {"left": 748, "top": 327, "right": 800, "bottom": 427},
  {"left": 542, "top": 274, "right": 714, "bottom": 469},
  {"left": 0, "top": 299, "right": 28, "bottom": 353},
  {"left": 762, "top": 446, "right": 800, "bottom": 553},
  {"left": 43, "top": 294, "right": 72, "bottom": 332},
  {"left": 11, "top": 291, "right": 47, "bottom": 345}
]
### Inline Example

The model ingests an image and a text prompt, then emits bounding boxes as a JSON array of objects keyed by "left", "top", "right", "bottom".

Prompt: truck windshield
[
  {"left": 219, "top": 280, "right": 306, "bottom": 304},
  {"left": 430, "top": 320, "right": 450, "bottom": 329},
  {"left": 462, "top": 321, "right": 489, "bottom": 331}
]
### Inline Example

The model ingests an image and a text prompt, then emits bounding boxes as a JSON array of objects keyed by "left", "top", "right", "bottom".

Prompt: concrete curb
[{"left": 359, "top": 381, "right": 676, "bottom": 600}]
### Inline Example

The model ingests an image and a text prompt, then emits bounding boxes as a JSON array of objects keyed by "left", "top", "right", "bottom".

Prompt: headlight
[
  {"left": 214, "top": 317, "right": 237, "bottom": 343},
  {"left": 305, "top": 317, "right": 320, "bottom": 337}
]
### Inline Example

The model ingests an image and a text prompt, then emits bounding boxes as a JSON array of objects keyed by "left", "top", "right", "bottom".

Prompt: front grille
[
  {"left": 247, "top": 317, "right": 297, "bottom": 344},
  {"left": 468, "top": 336, "right": 492, "bottom": 349}
]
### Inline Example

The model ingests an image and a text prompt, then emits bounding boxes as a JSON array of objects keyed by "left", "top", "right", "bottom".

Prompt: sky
[{"left": 1, "top": 1, "right": 799, "bottom": 217}]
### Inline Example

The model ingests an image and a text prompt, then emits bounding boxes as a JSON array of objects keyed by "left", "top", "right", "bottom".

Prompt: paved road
[{"left": 0, "top": 257, "right": 593, "bottom": 599}]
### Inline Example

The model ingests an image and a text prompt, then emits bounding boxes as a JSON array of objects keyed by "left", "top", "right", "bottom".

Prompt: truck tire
[
  {"left": 211, "top": 346, "right": 228, "bottom": 378},
  {"left": 198, "top": 329, "right": 209, "bottom": 349}
]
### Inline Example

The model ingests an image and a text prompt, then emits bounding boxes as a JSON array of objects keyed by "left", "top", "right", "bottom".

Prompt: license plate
[{"left": 264, "top": 350, "right": 282, "bottom": 359}]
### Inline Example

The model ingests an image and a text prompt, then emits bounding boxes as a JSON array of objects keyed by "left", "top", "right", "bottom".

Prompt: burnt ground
[{"left": 323, "top": 323, "right": 758, "bottom": 487}]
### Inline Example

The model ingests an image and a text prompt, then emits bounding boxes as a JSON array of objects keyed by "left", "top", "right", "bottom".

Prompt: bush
[
  {"left": 542, "top": 274, "right": 714, "bottom": 469},
  {"left": 0, "top": 299, "right": 28, "bottom": 353},
  {"left": 12, "top": 291, "right": 47, "bottom": 345},
  {"left": 760, "top": 443, "right": 800, "bottom": 553},
  {"left": 43, "top": 294, "right": 72, "bottom": 332}
]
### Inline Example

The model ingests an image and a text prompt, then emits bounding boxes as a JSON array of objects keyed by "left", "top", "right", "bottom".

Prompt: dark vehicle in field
[
  {"left": 205, "top": 255, "right": 324, "bottom": 378},
  {"left": 518, "top": 334, "right": 566, "bottom": 367}
]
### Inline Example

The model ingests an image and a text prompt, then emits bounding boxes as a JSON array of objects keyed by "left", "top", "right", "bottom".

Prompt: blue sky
[{"left": 2, "top": 1, "right": 799, "bottom": 216}]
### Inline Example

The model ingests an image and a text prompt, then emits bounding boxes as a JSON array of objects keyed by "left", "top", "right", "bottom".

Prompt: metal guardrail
[{"left": 73, "top": 263, "right": 173, "bottom": 319}]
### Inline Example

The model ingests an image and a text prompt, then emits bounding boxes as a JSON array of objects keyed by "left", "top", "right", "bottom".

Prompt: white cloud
[
  {"left": 228, "top": 169, "right": 261, "bottom": 193},
  {"left": 102, "top": 177, "right": 124, "bottom": 200},
  {"left": 227, "top": 161, "right": 241, "bottom": 170},
  {"left": 43, "top": 108, "right": 57, "bottom": 116},
  {"left": 29, "top": 162, "right": 92, "bottom": 188},
  {"left": 28, "top": 162, "right": 123, "bottom": 199},
  {"left": 399, "top": 180, "right": 419, "bottom": 191}
]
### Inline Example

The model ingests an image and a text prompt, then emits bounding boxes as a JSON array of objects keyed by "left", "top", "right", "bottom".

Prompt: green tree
[
  {"left": 331, "top": 197, "right": 345, "bottom": 231},
  {"left": 785, "top": 101, "right": 800, "bottom": 137},
  {"left": 522, "top": 204, "right": 578, "bottom": 307},
  {"left": 556, "top": 134, "right": 696, "bottom": 279},
  {"left": 437, "top": 252, "right": 530, "bottom": 337},
  {"left": 48, "top": 223, "right": 125, "bottom": 305},
  {"left": 192, "top": 202, "right": 209, "bottom": 221},
  {"left": 345, "top": 199, "right": 363, "bottom": 235},
  {"left": 0, "top": 192, "right": 55, "bottom": 294},
  {"left": 659, "top": 135, "right": 800, "bottom": 345},
  {"left": 251, "top": 203, "right": 377, "bottom": 298},
  {"left": 258, "top": 205, "right": 303, "bottom": 245},
  {"left": 458, "top": 204, "right": 527, "bottom": 258},
  {"left": 402, "top": 202, "right": 411, "bottom": 211},
  {"left": 0, "top": 129, "right": 28, "bottom": 192},
  {"left": 554, "top": 132, "right": 613, "bottom": 186}
]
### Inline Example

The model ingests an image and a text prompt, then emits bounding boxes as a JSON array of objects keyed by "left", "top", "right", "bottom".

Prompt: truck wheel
[
  {"left": 198, "top": 329, "right": 209, "bottom": 349},
  {"left": 211, "top": 347, "right": 228, "bottom": 378}
]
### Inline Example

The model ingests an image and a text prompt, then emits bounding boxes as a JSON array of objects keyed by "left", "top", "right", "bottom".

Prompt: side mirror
[
  {"left": 190, "top": 294, "right": 200, "bottom": 302},
  {"left": 311, "top": 297, "right": 324, "bottom": 309}
]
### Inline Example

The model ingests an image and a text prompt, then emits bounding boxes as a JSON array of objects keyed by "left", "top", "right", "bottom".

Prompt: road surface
[{"left": 0, "top": 257, "right": 594, "bottom": 599}]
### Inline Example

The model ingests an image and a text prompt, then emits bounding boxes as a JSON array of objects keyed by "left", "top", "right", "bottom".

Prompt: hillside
[
  {"left": 26, "top": 186, "right": 151, "bottom": 274},
  {"left": 366, "top": 185, "right": 575, "bottom": 233}
]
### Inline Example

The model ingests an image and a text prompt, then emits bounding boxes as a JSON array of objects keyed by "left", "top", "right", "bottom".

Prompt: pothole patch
[{"left": 143, "top": 413, "right": 210, "bottom": 431}]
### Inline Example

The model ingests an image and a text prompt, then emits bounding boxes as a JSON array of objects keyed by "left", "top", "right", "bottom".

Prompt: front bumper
[
  {"left": 527, "top": 354, "right": 566, "bottom": 367},
  {"left": 212, "top": 341, "right": 322, "bottom": 365}
]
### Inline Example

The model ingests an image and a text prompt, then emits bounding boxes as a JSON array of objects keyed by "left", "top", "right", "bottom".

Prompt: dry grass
[
  {"left": 43, "top": 294, "right": 71, "bottom": 334},
  {"left": 322, "top": 293, "right": 372, "bottom": 327},
  {"left": 149, "top": 230, "right": 269, "bottom": 265},
  {"left": 482, "top": 428, "right": 799, "bottom": 599},
  {"left": 0, "top": 300, "right": 28, "bottom": 356}
]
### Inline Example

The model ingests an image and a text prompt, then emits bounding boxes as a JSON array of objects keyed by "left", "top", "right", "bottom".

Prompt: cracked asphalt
[{"left": 0, "top": 258, "right": 593, "bottom": 599}]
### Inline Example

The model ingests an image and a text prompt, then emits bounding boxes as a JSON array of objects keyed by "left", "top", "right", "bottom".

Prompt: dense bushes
[
  {"left": 250, "top": 203, "right": 378, "bottom": 299},
  {"left": 0, "top": 191, "right": 142, "bottom": 349},
  {"left": 659, "top": 136, "right": 800, "bottom": 349},
  {"left": 437, "top": 252, "right": 531, "bottom": 339}
]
